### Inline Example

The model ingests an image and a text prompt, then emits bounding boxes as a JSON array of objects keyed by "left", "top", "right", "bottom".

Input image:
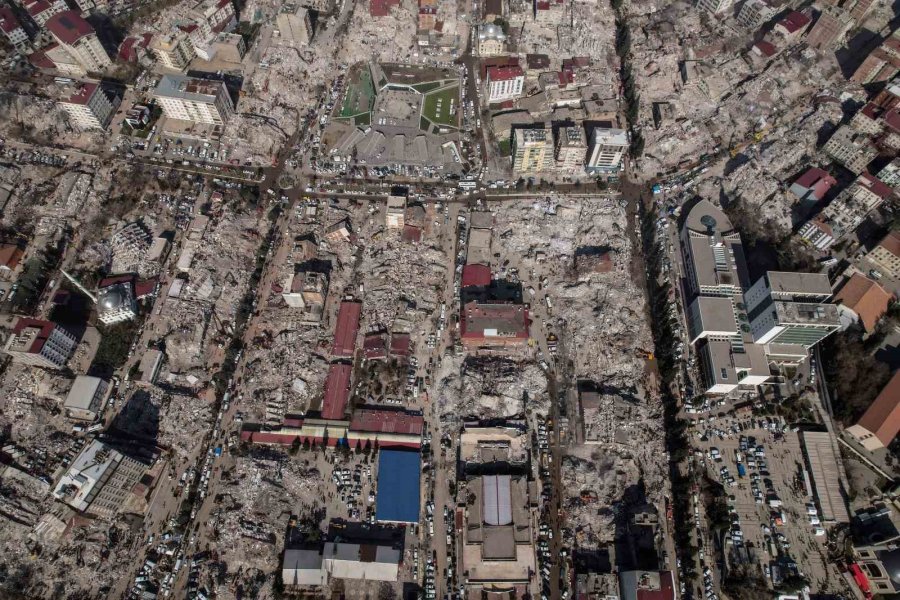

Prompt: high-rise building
[
  {"left": 806, "top": 5, "right": 853, "bottom": 50},
  {"left": 554, "top": 126, "right": 587, "bottom": 173},
  {"left": 851, "top": 36, "right": 900, "bottom": 84},
  {"left": 511, "top": 127, "right": 553, "bottom": 173},
  {"left": 744, "top": 271, "right": 839, "bottom": 347},
  {"left": 484, "top": 65, "right": 524, "bottom": 103},
  {"left": 58, "top": 81, "right": 117, "bottom": 130},
  {"left": 153, "top": 74, "right": 234, "bottom": 125},
  {"left": 3, "top": 318, "right": 78, "bottom": 369},
  {"left": 149, "top": 31, "right": 196, "bottom": 70},
  {"left": 275, "top": 4, "right": 313, "bottom": 46},
  {"left": 52, "top": 440, "right": 148, "bottom": 518},
  {"left": 586, "top": 127, "right": 628, "bottom": 176},
  {"left": 23, "top": 0, "right": 67, "bottom": 28},
  {"left": 45, "top": 11, "right": 112, "bottom": 73}
]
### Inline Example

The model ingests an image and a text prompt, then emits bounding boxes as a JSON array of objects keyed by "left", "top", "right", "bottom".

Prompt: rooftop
[
  {"left": 375, "top": 449, "right": 421, "bottom": 522},
  {"left": 875, "top": 231, "right": 900, "bottom": 259},
  {"left": 64, "top": 375, "right": 105, "bottom": 411},
  {"left": 64, "top": 82, "right": 98, "bottom": 106},
  {"left": 765, "top": 271, "right": 833, "bottom": 298},
  {"left": 8, "top": 318, "right": 58, "bottom": 355},
  {"left": 460, "top": 301, "right": 529, "bottom": 340},
  {"left": 46, "top": 11, "right": 95, "bottom": 45},
  {"left": 834, "top": 273, "right": 893, "bottom": 332},
  {"left": 321, "top": 363, "right": 352, "bottom": 420},
  {"left": 154, "top": 74, "right": 227, "bottom": 103},
  {"left": 778, "top": 10, "right": 811, "bottom": 33},
  {"left": 856, "top": 372, "right": 900, "bottom": 449},
  {"left": 331, "top": 301, "right": 362, "bottom": 357},
  {"left": 487, "top": 65, "right": 524, "bottom": 82}
]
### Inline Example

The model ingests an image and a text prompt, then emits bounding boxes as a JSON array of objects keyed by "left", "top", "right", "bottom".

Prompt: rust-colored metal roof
[
  {"left": 321, "top": 363, "right": 352, "bottom": 420},
  {"left": 834, "top": 273, "right": 893, "bottom": 332},
  {"left": 46, "top": 10, "right": 95, "bottom": 45},
  {"left": 331, "top": 301, "right": 361, "bottom": 357},
  {"left": 856, "top": 371, "right": 900, "bottom": 448}
]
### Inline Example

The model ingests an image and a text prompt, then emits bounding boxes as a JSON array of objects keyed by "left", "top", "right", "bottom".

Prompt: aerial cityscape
[{"left": 0, "top": 0, "right": 899, "bottom": 596}]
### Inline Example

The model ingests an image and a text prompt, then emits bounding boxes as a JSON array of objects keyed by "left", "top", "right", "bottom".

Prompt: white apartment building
[
  {"left": 46, "top": 11, "right": 112, "bottom": 72},
  {"left": 821, "top": 172, "right": 894, "bottom": 239},
  {"left": 586, "top": 127, "right": 628, "bottom": 175},
  {"left": 0, "top": 7, "right": 29, "bottom": 50},
  {"left": 3, "top": 318, "right": 78, "bottom": 369},
  {"left": 697, "top": 0, "right": 733, "bottom": 15},
  {"left": 737, "top": 0, "right": 776, "bottom": 29},
  {"left": 149, "top": 31, "right": 196, "bottom": 70},
  {"left": 59, "top": 82, "right": 116, "bottom": 130},
  {"left": 153, "top": 74, "right": 234, "bottom": 125},
  {"left": 24, "top": 0, "right": 67, "bottom": 28},
  {"left": 823, "top": 124, "right": 878, "bottom": 174},
  {"left": 484, "top": 65, "right": 525, "bottom": 103}
]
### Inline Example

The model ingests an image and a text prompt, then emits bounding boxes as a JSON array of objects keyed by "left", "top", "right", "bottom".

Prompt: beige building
[
  {"left": 512, "top": 127, "right": 553, "bottom": 173},
  {"left": 4, "top": 318, "right": 77, "bottom": 369},
  {"left": 63, "top": 376, "right": 109, "bottom": 421},
  {"left": 386, "top": 194, "right": 406, "bottom": 229},
  {"left": 276, "top": 5, "right": 313, "bottom": 46},
  {"left": 150, "top": 31, "right": 196, "bottom": 70},
  {"left": 59, "top": 81, "right": 116, "bottom": 130},
  {"left": 45, "top": 11, "right": 112, "bottom": 73},
  {"left": 868, "top": 231, "right": 900, "bottom": 279},
  {"left": 153, "top": 74, "right": 234, "bottom": 125},
  {"left": 736, "top": 0, "right": 776, "bottom": 29},
  {"left": 554, "top": 126, "right": 587, "bottom": 173},
  {"left": 476, "top": 23, "right": 506, "bottom": 56},
  {"left": 823, "top": 125, "right": 878, "bottom": 175}
]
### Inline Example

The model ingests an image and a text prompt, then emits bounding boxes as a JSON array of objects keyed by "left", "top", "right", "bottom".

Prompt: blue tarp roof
[{"left": 375, "top": 449, "right": 421, "bottom": 523}]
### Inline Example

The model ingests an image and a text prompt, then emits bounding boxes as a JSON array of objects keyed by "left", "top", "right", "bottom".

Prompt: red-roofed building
[
  {"left": 461, "top": 264, "right": 492, "bottom": 288},
  {"left": 390, "top": 333, "right": 411, "bottom": 357},
  {"left": 321, "top": 363, "right": 352, "bottom": 420},
  {"left": 751, "top": 41, "right": 777, "bottom": 58},
  {"left": 868, "top": 231, "right": 900, "bottom": 279},
  {"left": 847, "top": 372, "right": 900, "bottom": 451},
  {"left": 401, "top": 225, "right": 422, "bottom": 243},
  {"left": 118, "top": 34, "right": 152, "bottom": 62},
  {"left": 3, "top": 317, "right": 78, "bottom": 369},
  {"left": 28, "top": 47, "right": 56, "bottom": 69},
  {"left": 370, "top": 0, "right": 400, "bottom": 16},
  {"left": 833, "top": 273, "right": 893, "bottom": 332},
  {"left": 0, "top": 7, "right": 28, "bottom": 50},
  {"left": 618, "top": 570, "right": 676, "bottom": 600},
  {"left": 789, "top": 167, "right": 836, "bottom": 205},
  {"left": 880, "top": 108, "right": 900, "bottom": 150},
  {"left": 45, "top": 11, "right": 111, "bottom": 72},
  {"left": 460, "top": 301, "right": 529, "bottom": 352},
  {"left": 0, "top": 244, "right": 24, "bottom": 271},
  {"left": 331, "top": 301, "right": 361, "bottom": 357},
  {"left": 59, "top": 81, "right": 116, "bottom": 130},
  {"left": 775, "top": 10, "right": 811, "bottom": 37},
  {"left": 350, "top": 408, "right": 424, "bottom": 436},
  {"left": 363, "top": 333, "right": 387, "bottom": 360},
  {"left": 485, "top": 65, "right": 525, "bottom": 103},
  {"left": 24, "top": 0, "right": 65, "bottom": 27},
  {"left": 849, "top": 102, "right": 884, "bottom": 136}
]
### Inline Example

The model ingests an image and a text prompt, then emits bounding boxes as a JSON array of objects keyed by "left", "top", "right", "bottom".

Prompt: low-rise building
[
  {"left": 847, "top": 372, "right": 900, "bottom": 452},
  {"left": 512, "top": 127, "right": 553, "bottom": 173},
  {"left": 59, "top": 81, "right": 117, "bottom": 130},
  {"left": 484, "top": 65, "right": 524, "bottom": 103},
  {"left": 586, "top": 127, "right": 628, "bottom": 175},
  {"left": 460, "top": 301, "right": 529, "bottom": 353},
  {"left": 821, "top": 172, "right": 893, "bottom": 239},
  {"left": 774, "top": 10, "right": 811, "bottom": 39},
  {"left": 798, "top": 218, "right": 836, "bottom": 251},
  {"left": 153, "top": 74, "right": 234, "bottom": 125},
  {"left": 833, "top": 273, "right": 893, "bottom": 332},
  {"left": 52, "top": 440, "right": 148, "bottom": 518},
  {"left": 867, "top": 231, "right": 900, "bottom": 279},
  {"left": 789, "top": 166, "right": 837, "bottom": 206},
  {"left": 63, "top": 375, "right": 108, "bottom": 421},
  {"left": 3, "top": 318, "right": 77, "bottom": 369},
  {"left": 823, "top": 125, "right": 877, "bottom": 175},
  {"left": 618, "top": 571, "right": 677, "bottom": 600},
  {"left": 386, "top": 193, "right": 406, "bottom": 229}
]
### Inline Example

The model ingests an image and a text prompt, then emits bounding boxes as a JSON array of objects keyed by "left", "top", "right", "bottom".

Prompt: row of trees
[{"left": 613, "top": 2, "right": 644, "bottom": 158}]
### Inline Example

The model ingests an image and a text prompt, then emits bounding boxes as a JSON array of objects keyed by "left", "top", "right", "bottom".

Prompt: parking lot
[{"left": 692, "top": 416, "right": 834, "bottom": 593}]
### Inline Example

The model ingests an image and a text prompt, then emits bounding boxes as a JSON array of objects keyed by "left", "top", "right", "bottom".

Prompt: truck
[{"left": 737, "top": 463, "right": 746, "bottom": 478}]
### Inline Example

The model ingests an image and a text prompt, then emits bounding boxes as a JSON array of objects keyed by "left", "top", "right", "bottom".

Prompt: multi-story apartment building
[
  {"left": 511, "top": 127, "right": 553, "bottom": 173},
  {"left": 806, "top": 5, "right": 853, "bottom": 50},
  {"left": 744, "top": 271, "right": 839, "bottom": 347},
  {"left": 878, "top": 157, "right": 900, "bottom": 187},
  {"left": 798, "top": 218, "right": 836, "bottom": 251},
  {"left": 23, "top": 0, "right": 66, "bottom": 28},
  {"left": 554, "top": 125, "right": 587, "bottom": 173},
  {"left": 45, "top": 11, "right": 112, "bottom": 72},
  {"left": 153, "top": 74, "right": 234, "bottom": 125},
  {"left": 822, "top": 124, "right": 877, "bottom": 174},
  {"left": 149, "top": 31, "right": 196, "bottom": 70},
  {"left": 0, "top": 7, "right": 29, "bottom": 51},
  {"left": 484, "top": 65, "right": 524, "bottom": 103},
  {"left": 586, "top": 127, "right": 628, "bottom": 175},
  {"left": 852, "top": 34, "right": 900, "bottom": 84},
  {"left": 58, "top": 81, "right": 117, "bottom": 130},
  {"left": 3, "top": 318, "right": 78, "bottom": 369},
  {"left": 476, "top": 23, "right": 506, "bottom": 56},
  {"left": 53, "top": 440, "right": 148, "bottom": 518},
  {"left": 736, "top": 0, "right": 776, "bottom": 29},
  {"left": 697, "top": 0, "right": 733, "bottom": 15}
]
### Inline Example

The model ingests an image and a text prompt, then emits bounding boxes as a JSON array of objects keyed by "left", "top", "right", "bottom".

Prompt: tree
[
  {"left": 302, "top": 438, "right": 311, "bottom": 451},
  {"left": 290, "top": 437, "right": 301, "bottom": 455}
]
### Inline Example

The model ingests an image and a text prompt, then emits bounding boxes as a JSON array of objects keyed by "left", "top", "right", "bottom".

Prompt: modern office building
[
  {"left": 744, "top": 271, "right": 839, "bottom": 347},
  {"left": 153, "top": 74, "right": 234, "bottom": 125},
  {"left": 585, "top": 127, "right": 628, "bottom": 175}
]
